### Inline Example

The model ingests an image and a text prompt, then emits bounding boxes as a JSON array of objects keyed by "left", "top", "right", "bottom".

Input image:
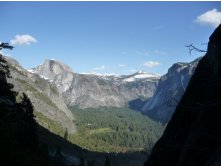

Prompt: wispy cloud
[
  {"left": 10, "top": 34, "right": 37, "bottom": 45},
  {"left": 94, "top": 65, "right": 106, "bottom": 70},
  {"left": 195, "top": 9, "right": 221, "bottom": 28},
  {"left": 118, "top": 64, "right": 126, "bottom": 67},
  {"left": 136, "top": 51, "right": 149, "bottom": 56},
  {"left": 154, "top": 50, "right": 167, "bottom": 55},
  {"left": 142, "top": 61, "right": 160, "bottom": 68}
]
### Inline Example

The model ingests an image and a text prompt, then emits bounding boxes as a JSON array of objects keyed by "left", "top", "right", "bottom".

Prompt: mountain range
[
  {"left": 32, "top": 59, "right": 159, "bottom": 108},
  {"left": 4, "top": 55, "right": 200, "bottom": 131}
]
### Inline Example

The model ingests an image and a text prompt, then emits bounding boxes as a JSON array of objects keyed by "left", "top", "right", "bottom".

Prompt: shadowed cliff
[
  {"left": 145, "top": 24, "right": 221, "bottom": 165},
  {"left": 0, "top": 54, "right": 50, "bottom": 165}
]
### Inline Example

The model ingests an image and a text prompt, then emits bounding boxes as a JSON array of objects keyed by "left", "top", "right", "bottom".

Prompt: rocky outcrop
[
  {"left": 6, "top": 58, "right": 75, "bottom": 134},
  {"left": 142, "top": 58, "right": 199, "bottom": 123},
  {"left": 145, "top": 24, "right": 221, "bottom": 165},
  {"left": 33, "top": 60, "right": 159, "bottom": 108}
]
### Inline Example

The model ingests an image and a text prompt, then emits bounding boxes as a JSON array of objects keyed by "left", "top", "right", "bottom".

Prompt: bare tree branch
[{"left": 185, "top": 44, "right": 207, "bottom": 55}]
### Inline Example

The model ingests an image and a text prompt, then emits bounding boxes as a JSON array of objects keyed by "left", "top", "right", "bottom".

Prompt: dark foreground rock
[{"left": 145, "top": 24, "right": 221, "bottom": 165}]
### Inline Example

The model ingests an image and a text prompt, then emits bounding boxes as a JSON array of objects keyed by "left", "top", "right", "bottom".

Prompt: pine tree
[
  {"left": 0, "top": 42, "right": 14, "bottom": 50},
  {"left": 64, "top": 128, "right": 68, "bottom": 140},
  {"left": 17, "top": 93, "right": 37, "bottom": 148}
]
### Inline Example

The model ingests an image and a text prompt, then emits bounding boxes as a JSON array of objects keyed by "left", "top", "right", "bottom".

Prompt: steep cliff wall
[{"left": 145, "top": 24, "right": 221, "bottom": 165}]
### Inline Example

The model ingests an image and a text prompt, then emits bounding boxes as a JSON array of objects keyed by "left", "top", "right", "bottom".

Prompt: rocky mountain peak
[
  {"left": 35, "top": 59, "right": 73, "bottom": 76},
  {"left": 165, "top": 58, "right": 200, "bottom": 79},
  {"left": 142, "top": 58, "right": 199, "bottom": 123},
  {"left": 33, "top": 59, "right": 75, "bottom": 92}
]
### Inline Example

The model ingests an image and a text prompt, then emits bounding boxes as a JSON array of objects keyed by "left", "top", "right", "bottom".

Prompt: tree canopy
[{"left": 0, "top": 43, "right": 14, "bottom": 50}]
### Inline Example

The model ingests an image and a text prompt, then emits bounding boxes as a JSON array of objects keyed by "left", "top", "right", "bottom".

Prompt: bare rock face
[
  {"left": 34, "top": 59, "right": 74, "bottom": 92},
  {"left": 33, "top": 60, "right": 159, "bottom": 108},
  {"left": 6, "top": 59, "right": 75, "bottom": 134},
  {"left": 145, "top": 24, "right": 221, "bottom": 165},
  {"left": 142, "top": 58, "right": 199, "bottom": 123}
]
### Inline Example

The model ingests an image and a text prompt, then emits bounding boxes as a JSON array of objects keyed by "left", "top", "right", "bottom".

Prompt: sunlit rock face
[
  {"left": 5, "top": 57, "right": 76, "bottom": 134},
  {"left": 142, "top": 58, "right": 199, "bottom": 124},
  {"left": 33, "top": 60, "right": 159, "bottom": 108}
]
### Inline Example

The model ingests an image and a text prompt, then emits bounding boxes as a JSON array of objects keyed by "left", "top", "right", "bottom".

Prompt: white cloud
[
  {"left": 142, "top": 61, "right": 160, "bottom": 68},
  {"left": 10, "top": 34, "right": 37, "bottom": 45},
  {"left": 118, "top": 64, "right": 126, "bottom": 67},
  {"left": 94, "top": 65, "right": 106, "bottom": 70},
  {"left": 195, "top": 9, "right": 221, "bottom": 28}
]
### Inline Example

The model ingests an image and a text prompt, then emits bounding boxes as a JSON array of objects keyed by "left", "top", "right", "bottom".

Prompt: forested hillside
[{"left": 70, "top": 107, "right": 164, "bottom": 153}]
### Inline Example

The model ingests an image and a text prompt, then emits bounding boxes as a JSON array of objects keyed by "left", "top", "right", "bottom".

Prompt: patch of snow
[
  {"left": 124, "top": 77, "right": 135, "bottom": 82},
  {"left": 27, "top": 69, "right": 36, "bottom": 73},
  {"left": 39, "top": 75, "right": 49, "bottom": 80},
  {"left": 134, "top": 73, "right": 157, "bottom": 79},
  {"left": 123, "top": 72, "right": 159, "bottom": 82},
  {"left": 81, "top": 72, "right": 118, "bottom": 78}
]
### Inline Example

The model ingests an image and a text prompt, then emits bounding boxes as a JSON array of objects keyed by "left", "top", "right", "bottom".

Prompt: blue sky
[{"left": 1, "top": 1, "right": 221, "bottom": 75}]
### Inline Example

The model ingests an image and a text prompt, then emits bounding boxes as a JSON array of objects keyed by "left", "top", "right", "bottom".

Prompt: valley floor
[{"left": 69, "top": 107, "right": 164, "bottom": 153}]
